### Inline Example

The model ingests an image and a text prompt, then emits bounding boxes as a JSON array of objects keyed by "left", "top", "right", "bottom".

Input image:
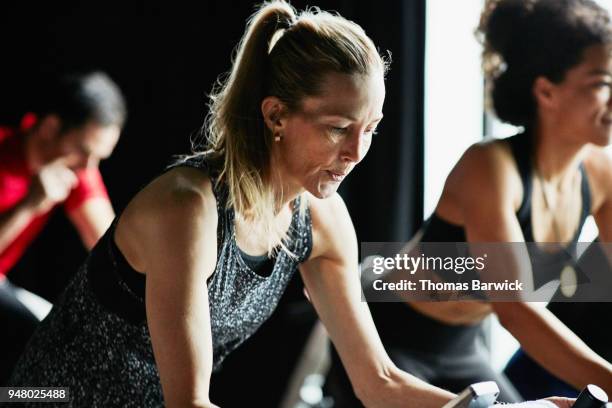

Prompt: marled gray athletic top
[{"left": 9, "top": 155, "right": 313, "bottom": 407}]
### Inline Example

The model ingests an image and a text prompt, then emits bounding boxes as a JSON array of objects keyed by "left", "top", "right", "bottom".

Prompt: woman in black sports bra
[{"left": 326, "top": 0, "right": 612, "bottom": 405}]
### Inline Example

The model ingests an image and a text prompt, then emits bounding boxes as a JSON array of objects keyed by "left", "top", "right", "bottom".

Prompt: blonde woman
[{"left": 8, "top": 2, "right": 462, "bottom": 407}]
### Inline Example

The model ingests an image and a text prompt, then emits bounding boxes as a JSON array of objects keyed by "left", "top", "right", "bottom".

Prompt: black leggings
[
  {"left": 324, "top": 302, "right": 522, "bottom": 407},
  {"left": 0, "top": 279, "right": 40, "bottom": 385}
]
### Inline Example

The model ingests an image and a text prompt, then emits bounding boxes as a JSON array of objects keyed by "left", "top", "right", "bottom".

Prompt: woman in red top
[{"left": 0, "top": 71, "right": 126, "bottom": 384}]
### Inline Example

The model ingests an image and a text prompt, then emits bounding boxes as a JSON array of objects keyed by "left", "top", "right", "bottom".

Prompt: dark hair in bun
[{"left": 477, "top": 0, "right": 612, "bottom": 127}]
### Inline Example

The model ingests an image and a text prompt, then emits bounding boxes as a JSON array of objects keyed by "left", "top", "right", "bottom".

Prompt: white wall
[{"left": 424, "top": 0, "right": 485, "bottom": 218}]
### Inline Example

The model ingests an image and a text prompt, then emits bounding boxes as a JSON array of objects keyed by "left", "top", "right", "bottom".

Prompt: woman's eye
[
  {"left": 365, "top": 128, "right": 378, "bottom": 136},
  {"left": 329, "top": 126, "right": 349, "bottom": 135},
  {"left": 596, "top": 81, "right": 612, "bottom": 89},
  {"left": 325, "top": 127, "right": 348, "bottom": 143}
]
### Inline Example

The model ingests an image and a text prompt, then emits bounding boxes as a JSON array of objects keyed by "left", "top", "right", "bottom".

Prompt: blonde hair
[{"left": 198, "top": 1, "right": 389, "bottom": 255}]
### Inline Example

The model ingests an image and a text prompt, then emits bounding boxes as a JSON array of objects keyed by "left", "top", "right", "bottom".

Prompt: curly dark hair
[{"left": 477, "top": 0, "right": 612, "bottom": 127}]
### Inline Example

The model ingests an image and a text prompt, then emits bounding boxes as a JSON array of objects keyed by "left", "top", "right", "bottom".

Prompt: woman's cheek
[{"left": 361, "top": 135, "right": 373, "bottom": 158}]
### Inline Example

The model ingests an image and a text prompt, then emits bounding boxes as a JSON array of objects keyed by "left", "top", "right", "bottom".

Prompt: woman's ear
[
  {"left": 261, "top": 96, "right": 287, "bottom": 134},
  {"left": 533, "top": 76, "right": 558, "bottom": 111}
]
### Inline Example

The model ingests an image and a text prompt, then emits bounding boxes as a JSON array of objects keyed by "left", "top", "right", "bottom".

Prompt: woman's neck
[
  {"left": 531, "top": 121, "right": 587, "bottom": 188},
  {"left": 269, "top": 153, "right": 305, "bottom": 214}
]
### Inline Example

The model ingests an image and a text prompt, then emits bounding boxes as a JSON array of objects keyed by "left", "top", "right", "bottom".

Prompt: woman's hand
[
  {"left": 543, "top": 396, "right": 575, "bottom": 408},
  {"left": 25, "top": 161, "right": 78, "bottom": 214}
]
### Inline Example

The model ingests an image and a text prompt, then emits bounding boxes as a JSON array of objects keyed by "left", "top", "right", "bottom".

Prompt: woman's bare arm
[
  {"left": 116, "top": 168, "right": 220, "bottom": 408},
  {"left": 300, "top": 193, "right": 455, "bottom": 408},
  {"left": 494, "top": 302, "right": 612, "bottom": 393}
]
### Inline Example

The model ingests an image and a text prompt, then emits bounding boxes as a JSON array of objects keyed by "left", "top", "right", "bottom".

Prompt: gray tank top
[
  {"left": 89, "top": 154, "right": 314, "bottom": 370},
  {"left": 189, "top": 157, "right": 314, "bottom": 368}
]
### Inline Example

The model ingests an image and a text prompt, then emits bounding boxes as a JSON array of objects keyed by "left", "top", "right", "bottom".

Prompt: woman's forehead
[
  {"left": 298, "top": 72, "right": 385, "bottom": 120},
  {"left": 576, "top": 45, "right": 612, "bottom": 73}
]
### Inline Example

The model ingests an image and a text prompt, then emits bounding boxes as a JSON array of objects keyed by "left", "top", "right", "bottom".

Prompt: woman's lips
[{"left": 327, "top": 170, "right": 347, "bottom": 182}]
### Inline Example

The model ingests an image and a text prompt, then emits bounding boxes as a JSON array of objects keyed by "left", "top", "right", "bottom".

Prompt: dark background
[{"left": 1, "top": 1, "right": 425, "bottom": 406}]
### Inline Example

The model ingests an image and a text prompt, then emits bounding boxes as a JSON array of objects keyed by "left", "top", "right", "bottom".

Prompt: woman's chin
[
  {"left": 311, "top": 182, "right": 340, "bottom": 199},
  {"left": 591, "top": 131, "right": 612, "bottom": 147}
]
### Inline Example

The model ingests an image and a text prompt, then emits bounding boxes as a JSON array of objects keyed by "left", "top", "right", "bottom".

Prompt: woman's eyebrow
[
  {"left": 319, "top": 114, "right": 356, "bottom": 121},
  {"left": 318, "top": 113, "right": 384, "bottom": 123},
  {"left": 588, "top": 69, "right": 612, "bottom": 77}
]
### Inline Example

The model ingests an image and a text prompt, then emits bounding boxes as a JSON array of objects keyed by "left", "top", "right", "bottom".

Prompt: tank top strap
[
  {"left": 507, "top": 133, "right": 534, "bottom": 240},
  {"left": 167, "top": 153, "right": 232, "bottom": 241},
  {"left": 579, "top": 163, "right": 592, "bottom": 222},
  {"left": 167, "top": 153, "right": 228, "bottom": 202},
  {"left": 169, "top": 155, "right": 312, "bottom": 263},
  {"left": 289, "top": 194, "right": 313, "bottom": 263}
]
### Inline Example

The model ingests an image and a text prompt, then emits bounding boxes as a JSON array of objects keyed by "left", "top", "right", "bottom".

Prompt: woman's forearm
[
  {"left": 497, "top": 302, "right": 612, "bottom": 393},
  {"left": 356, "top": 363, "right": 455, "bottom": 408}
]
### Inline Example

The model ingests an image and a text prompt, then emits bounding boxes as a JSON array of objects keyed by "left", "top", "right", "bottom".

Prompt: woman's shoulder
[
  {"left": 583, "top": 144, "right": 612, "bottom": 177},
  {"left": 304, "top": 192, "right": 355, "bottom": 260},
  {"left": 138, "top": 166, "right": 216, "bottom": 215},
  {"left": 583, "top": 145, "right": 612, "bottom": 211},
  {"left": 439, "top": 137, "right": 523, "bottom": 217},
  {"left": 306, "top": 192, "right": 348, "bottom": 221},
  {"left": 451, "top": 137, "right": 517, "bottom": 180},
  {"left": 114, "top": 166, "right": 219, "bottom": 273}
]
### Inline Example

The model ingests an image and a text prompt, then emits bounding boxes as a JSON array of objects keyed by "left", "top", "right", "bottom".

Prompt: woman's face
[
  {"left": 270, "top": 71, "right": 385, "bottom": 199},
  {"left": 55, "top": 121, "right": 121, "bottom": 169},
  {"left": 549, "top": 44, "right": 612, "bottom": 147}
]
